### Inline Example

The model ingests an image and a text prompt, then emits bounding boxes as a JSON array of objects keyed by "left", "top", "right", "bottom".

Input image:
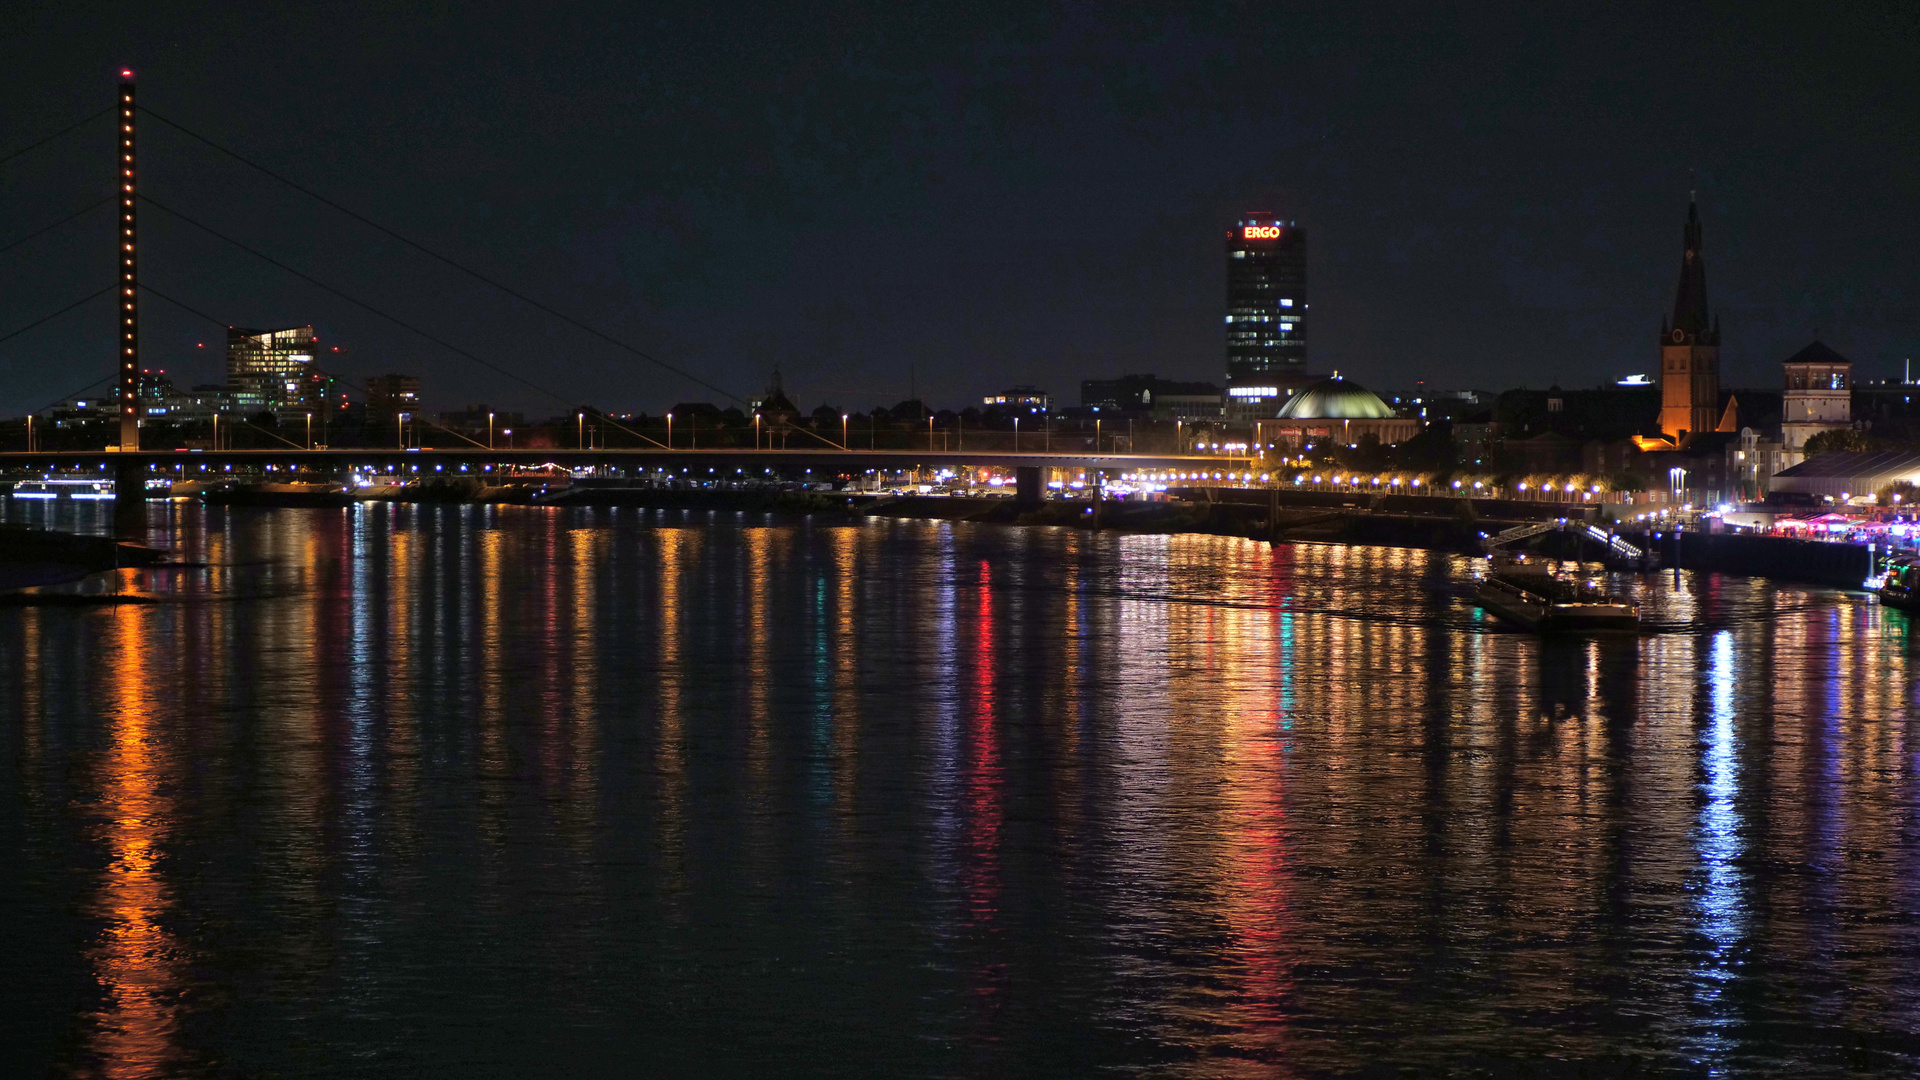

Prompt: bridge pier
[
  {"left": 113, "top": 456, "right": 145, "bottom": 539},
  {"left": 1014, "top": 465, "right": 1043, "bottom": 508}
]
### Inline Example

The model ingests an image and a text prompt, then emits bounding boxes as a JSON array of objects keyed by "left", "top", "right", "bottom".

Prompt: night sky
[{"left": 0, "top": 2, "right": 1914, "bottom": 417}]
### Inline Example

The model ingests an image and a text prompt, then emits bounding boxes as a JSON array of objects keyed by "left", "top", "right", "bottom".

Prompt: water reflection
[
  {"left": 1692, "top": 630, "right": 1745, "bottom": 1067},
  {"left": 2, "top": 505, "right": 1918, "bottom": 1077},
  {"left": 74, "top": 606, "right": 188, "bottom": 1077}
]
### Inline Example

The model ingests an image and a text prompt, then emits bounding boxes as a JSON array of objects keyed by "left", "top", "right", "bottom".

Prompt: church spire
[
  {"left": 1667, "top": 195, "right": 1715, "bottom": 344},
  {"left": 1649, "top": 193, "right": 1724, "bottom": 446}
]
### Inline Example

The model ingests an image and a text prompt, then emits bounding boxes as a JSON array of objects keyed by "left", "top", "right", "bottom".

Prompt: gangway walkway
[
  {"left": 1484, "top": 521, "right": 1557, "bottom": 550},
  {"left": 1483, "top": 518, "right": 1649, "bottom": 566}
]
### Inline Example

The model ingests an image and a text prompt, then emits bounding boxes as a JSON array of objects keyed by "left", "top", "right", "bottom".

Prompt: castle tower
[
  {"left": 1657, "top": 196, "right": 1721, "bottom": 442},
  {"left": 1780, "top": 341, "right": 1851, "bottom": 458}
]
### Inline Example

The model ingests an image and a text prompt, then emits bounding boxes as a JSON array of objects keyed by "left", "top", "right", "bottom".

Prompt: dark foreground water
[{"left": 3, "top": 503, "right": 1919, "bottom": 1078}]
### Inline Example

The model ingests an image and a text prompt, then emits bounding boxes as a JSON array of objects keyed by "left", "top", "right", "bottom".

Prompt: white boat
[{"left": 9, "top": 477, "right": 117, "bottom": 501}]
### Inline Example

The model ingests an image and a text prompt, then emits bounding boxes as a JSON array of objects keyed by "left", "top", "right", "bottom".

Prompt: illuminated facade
[
  {"left": 227, "top": 326, "right": 322, "bottom": 412},
  {"left": 1780, "top": 340, "right": 1852, "bottom": 457},
  {"left": 1225, "top": 216, "right": 1306, "bottom": 421},
  {"left": 982, "top": 385, "right": 1051, "bottom": 413},
  {"left": 1656, "top": 198, "right": 1723, "bottom": 442},
  {"left": 1257, "top": 375, "right": 1419, "bottom": 449}
]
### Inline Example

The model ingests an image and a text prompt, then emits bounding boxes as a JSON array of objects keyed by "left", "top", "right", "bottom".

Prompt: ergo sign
[{"left": 1242, "top": 225, "right": 1282, "bottom": 239}]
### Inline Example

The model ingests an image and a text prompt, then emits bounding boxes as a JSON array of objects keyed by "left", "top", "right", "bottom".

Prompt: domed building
[
  {"left": 1275, "top": 376, "right": 1396, "bottom": 420},
  {"left": 1258, "top": 374, "right": 1420, "bottom": 449}
]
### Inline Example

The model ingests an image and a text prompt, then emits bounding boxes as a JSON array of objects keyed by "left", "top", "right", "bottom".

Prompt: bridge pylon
[{"left": 112, "top": 69, "right": 146, "bottom": 538}]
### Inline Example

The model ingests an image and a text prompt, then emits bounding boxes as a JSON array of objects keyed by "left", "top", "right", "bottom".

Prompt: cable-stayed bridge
[{"left": 0, "top": 72, "right": 1228, "bottom": 533}]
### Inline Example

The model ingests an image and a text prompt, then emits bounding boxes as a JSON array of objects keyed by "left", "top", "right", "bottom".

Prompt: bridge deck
[{"left": 0, "top": 448, "right": 1239, "bottom": 472}]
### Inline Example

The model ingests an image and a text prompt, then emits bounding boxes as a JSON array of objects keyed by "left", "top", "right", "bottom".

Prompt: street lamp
[
  {"left": 1013, "top": 416, "right": 1020, "bottom": 452},
  {"left": 305, "top": 412, "right": 312, "bottom": 449},
  {"left": 928, "top": 414, "right": 934, "bottom": 451},
  {"left": 755, "top": 412, "right": 762, "bottom": 450},
  {"left": 488, "top": 411, "right": 495, "bottom": 449},
  {"left": 666, "top": 412, "right": 673, "bottom": 449},
  {"left": 841, "top": 413, "right": 849, "bottom": 450}
]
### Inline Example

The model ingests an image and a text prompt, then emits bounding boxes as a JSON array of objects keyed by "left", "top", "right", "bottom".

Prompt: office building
[
  {"left": 1225, "top": 215, "right": 1306, "bottom": 420},
  {"left": 366, "top": 374, "right": 421, "bottom": 429},
  {"left": 982, "top": 386, "right": 1051, "bottom": 413},
  {"left": 228, "top": 325, "right": 323, "bottom": 412}
]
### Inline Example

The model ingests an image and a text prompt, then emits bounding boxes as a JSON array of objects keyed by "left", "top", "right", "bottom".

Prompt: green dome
[{"left": 1275, "top": 376, "right": 1395, "bottom": 420}]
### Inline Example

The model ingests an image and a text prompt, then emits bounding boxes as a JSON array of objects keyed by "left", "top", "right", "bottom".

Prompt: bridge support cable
[
  {"left": 139, "top": 106, "right": 745, "bottom": 407},
  {"left": 0, "top": 106, "right": 112, "bottom": 171},
  {"left": 143, "top": 277, "right": 671, "bottom": 452},
  {"left": 0, "top": 198, "right": 113, "bottom": 261},
  {"left": 219, "top": 417, "right": 308, "bottom": 451},
  {"left": 28, "top": 376, "right": 112, "bottom": 417},
  {"left": 140, "top": 196, "right": 628, "bottom": 420},
  {"left": 139, "top": 282, "right": 241, "bottom": 330},
  {"left": 416, "top": 415, "right": 491, "bottom": 451},
  {"left": 0, "top": 284, "right": 115, "bottom": 351}
]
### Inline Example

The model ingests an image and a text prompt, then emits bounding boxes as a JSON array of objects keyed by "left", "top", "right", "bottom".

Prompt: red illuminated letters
[{"left": 1243, "top": 225, "right": 1282, "bottom": 239}]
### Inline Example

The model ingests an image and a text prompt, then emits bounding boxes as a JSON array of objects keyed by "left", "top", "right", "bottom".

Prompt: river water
[{"left": 2, "top": 503, "right": 1917, "bottom": 1077}]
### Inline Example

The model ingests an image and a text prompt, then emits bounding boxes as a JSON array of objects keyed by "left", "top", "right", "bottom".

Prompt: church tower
[{"left": 1658, "top": 196, "right": 1721, "bottom": 442}]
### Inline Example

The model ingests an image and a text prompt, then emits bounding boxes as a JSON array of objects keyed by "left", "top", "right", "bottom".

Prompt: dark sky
[{"left": 1, "top": 1, "right": 1915, "bottom": 417}]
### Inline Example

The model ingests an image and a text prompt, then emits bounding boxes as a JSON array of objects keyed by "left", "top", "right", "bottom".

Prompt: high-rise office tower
[
  {"left": 1224, "top": 216, "right": 1306, "bottom": 421},
  {"left": 228, "top": 325, "right": 321, "bottom": 412}
]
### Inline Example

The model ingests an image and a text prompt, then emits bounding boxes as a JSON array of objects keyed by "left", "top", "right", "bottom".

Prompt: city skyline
[
  {"left": 6, "top": 8, "right": 1920, "bottom": 1076},
  {"left": 0, "top": 4, "right": 1912, "bottom": 417}
]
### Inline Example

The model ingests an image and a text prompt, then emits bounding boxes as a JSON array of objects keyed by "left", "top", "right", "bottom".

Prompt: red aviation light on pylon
[{"left": 120, "top": 69, "right": 134, "bottom": 78}]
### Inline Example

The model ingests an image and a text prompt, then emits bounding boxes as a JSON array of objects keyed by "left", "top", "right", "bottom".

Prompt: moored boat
[
  {"left": 202, "top": 481, "right": 354, "bottom": 507},
  {"left": 1879, "top": 556, "right": 1920, "bottom": 611},
  {"left": 1474, "top": 557, "right": 1639, "bottom": 633},
  {"left": 9, "top": 476, "right": 117, "bottom": 501}
]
